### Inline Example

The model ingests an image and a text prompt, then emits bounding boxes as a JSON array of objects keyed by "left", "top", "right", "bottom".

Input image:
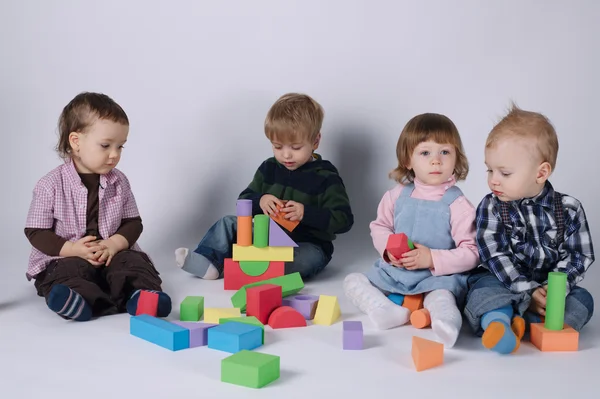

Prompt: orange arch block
[{"left": 268, "top": 306, "right": 307, "bottom": 329}]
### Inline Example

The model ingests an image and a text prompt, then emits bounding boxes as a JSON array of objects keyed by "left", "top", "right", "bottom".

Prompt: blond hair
[
  {"left": 486, "top": 103, "right": 559, "bottom": 170},
  {"left": 390, "top": 113, "right": 469, "bottom": 184},
  {"left": 265, "top": 93, "right": 323, "bottom": 144}
]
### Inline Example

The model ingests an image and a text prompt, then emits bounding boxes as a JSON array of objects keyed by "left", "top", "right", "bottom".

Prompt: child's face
[
  {"left": 485, "top": 137, "right": 546, "bottom": 201},
  {"left": 69, "top": 119, "right": 129, "bottom": 175},
  {"left": 407, "top": 140, "right": 456, "bottom": 185},
  {"left": 271, "top": 134, "right": 320, "bottom": 171}
]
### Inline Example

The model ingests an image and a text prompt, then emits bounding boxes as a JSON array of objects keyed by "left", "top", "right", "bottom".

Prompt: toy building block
[
  {"left": 387, "top": 293, "right": 405, "bottom": 306},
  {"left": 402, "top": 294, "right": 424, "bottom": 313},
  {"left": 136, "top": 290, "right": 159, "bottom": 316},
  {"left": 386, "top": 233, "right": 414, "bottom": 260},
  {"left": 268, "top": 306, "right": 307, "bottom": 329},
  {"left": 545, "top": 272, "right": 567, "bottom": 331},
  {"left": 247, "top": 284, "right": 282, "bottom": 324},
  {"left": 204, "top": 308, "right": 242, "bottom": 324},
  {"left": 410, "top": 309, "right": 431, "bottom": 329},
  {"left": 343, "top": 321, "right": 363, "bottom": 350},
  {"left": 268, "top": 219, "right": 299, "bottom": 247},
  {"left": 237, "top": 199, "right": 253, "bottom": 216},
  {"left": 171, "top": 321, "right": 217, "bottom": 348},
  {"left": 232, "top": 244, "right": 293, "bottom": 262},
  {"left": 221, "top": 350, "right": 280, "bottom": 389},
  {"left": 224, "top": 259, "right": 285, "bottom": 290},
  {"left": 313, "top": 295, "right": 341, "bottom": 326},
  {"left": 270, "top": 203, "right": 299, "bottom": 232},
  {"left": 231, "top": 272, "right": 304, "bottom": 312},
  {"left": 220, "top": 316, "right": 265, "bottom": 344},
  {"left": 130, "top": 315, "right": 189, "bottom": 351},
  {"left": 180, "top": 296, "right": 204, "bottom": 321},
  {"left": 208, "top": 322, "right": 263, "bottom": 353},
  {"left": 282, "top": 294, "right": 319, "bottom": 320},
  {"left": 253, "top": 215, "right": 270, "bottom": 248},
  {"left": 237, "top": 216, "right": 253, "bottom": 247},
  {"left": 530, "top": 323, "right": 579, "bottom": 352},
  {"left": 412, "top": 336, "right": 444, "bottom": 372}
]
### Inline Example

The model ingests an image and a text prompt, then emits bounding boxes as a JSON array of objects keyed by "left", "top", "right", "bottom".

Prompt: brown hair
[
  {"left": 486, "top": 103, "right": 559, "bottom": 170},
  {"left": 56, "top": 92, "right": 129, "bottom": 159},
  {"left": 264, "top": 93, "right": 324, "bottom": 144},
  {"left": 390, "top": 113, "right": 469, "bottom": 183}
]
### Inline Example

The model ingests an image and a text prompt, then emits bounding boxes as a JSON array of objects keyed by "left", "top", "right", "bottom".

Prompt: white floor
[{"left": 1, "top": 250, "right": 599, "bottom": 399}]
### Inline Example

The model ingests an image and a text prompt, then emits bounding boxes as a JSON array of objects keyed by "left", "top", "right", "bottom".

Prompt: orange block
[
  {"left": 237, "top": 216, "right": 252, "bottom": 246},
  {"left": 270, "top": 204, "right": 299, "bottom": 232},
  {"left": 530, "top": 323, "right": 579, "bottom": 352},
  {"left": 412, "top": 336, "right": 444, "bottom": 372},
  {"left": 402, "top": 294, "right": 424, "bottom": 313},
  {"left": 410, "top": 308, "right": 431, "bottom": 329}
]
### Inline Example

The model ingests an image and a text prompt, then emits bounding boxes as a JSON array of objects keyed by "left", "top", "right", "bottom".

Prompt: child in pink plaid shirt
[{"left": 24, "top": 92, "right": 172, "bottom": 321}]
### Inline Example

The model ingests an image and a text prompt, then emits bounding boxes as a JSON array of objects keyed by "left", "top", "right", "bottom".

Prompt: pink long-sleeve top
[{"left": 369, "top": 177, "right": 479, "bottom": 276}]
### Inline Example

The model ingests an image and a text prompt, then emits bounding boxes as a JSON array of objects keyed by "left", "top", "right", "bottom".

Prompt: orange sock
[
  {"left": 482, "top": 321, "right": 519, "bottom": 354},
  {"left": 511, "top": 316, "right": 525, "bottom": 340}
]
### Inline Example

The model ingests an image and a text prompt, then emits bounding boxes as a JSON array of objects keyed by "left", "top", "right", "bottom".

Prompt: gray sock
[{"left": 175, "top": 248, "right": 219, "bottom": 280}]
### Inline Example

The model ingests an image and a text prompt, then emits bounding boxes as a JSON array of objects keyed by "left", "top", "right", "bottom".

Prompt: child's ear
[
  {"left": 536, "top": 161, "right": 552, "bottom": 184},
  {"left": 68, "top": 132, "right": 81, "bottom": 154},
  {"left": 312, "top": 133, "right": 322, "bottom": 150}
]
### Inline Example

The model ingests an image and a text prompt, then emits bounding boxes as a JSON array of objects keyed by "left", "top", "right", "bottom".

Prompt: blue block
[
  {"left": 388, "top": 293, "right": 405, "bottom": 306},
  {"left": 208, "top": 321, "right": 263, "bottom": 353},
  {"left": 130, "top": 315, "right": 190, "bottom": 351}
]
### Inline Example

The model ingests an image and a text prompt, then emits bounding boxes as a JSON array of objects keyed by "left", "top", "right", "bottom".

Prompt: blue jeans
[
  {"left": 192, "top": 215, "right": 331, "bottom": 279},
  {"left": 464, "top": 268, "right": 594, "bottom": 335}
]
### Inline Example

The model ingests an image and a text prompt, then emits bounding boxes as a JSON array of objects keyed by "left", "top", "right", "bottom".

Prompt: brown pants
[{"left": 34, "top": 250, "right": 163, "bottom": 317}]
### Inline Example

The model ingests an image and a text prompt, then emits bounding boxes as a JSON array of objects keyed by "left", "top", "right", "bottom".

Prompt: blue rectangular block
[
  {"left": 130, "top": 315, "right": 190, "bottom": 351},
  {"left": 208, "top": 322, "right": 262, "bottom": 353}
]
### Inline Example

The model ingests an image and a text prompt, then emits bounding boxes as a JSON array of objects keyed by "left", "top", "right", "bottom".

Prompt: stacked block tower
[{"left": 224, "top": 199, "right": 299, "bottom": 290}]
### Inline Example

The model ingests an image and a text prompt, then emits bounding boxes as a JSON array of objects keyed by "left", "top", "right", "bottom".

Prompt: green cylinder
[
  {"left": 253, "top": 215, "right": 269, "bottom": 248},
  {"left": 545, "top": 272, "right": 567, "bottom": 331}
]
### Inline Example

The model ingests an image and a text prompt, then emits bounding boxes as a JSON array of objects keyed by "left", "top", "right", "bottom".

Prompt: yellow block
[
  {"left": 204, "top": 308, "right": 241, "bottom": 324},
  {"left": 313, "top": 295, "right": 341, "bottom": 326},
  {"left": 232, "top": 244, "right": 294, "bottom": 262}
]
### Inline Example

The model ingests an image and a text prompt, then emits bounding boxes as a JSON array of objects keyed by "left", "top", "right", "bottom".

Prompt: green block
[
  {"left": 180, "top": 296, "right": 204, "bottom": 321},
  {"left": 221, "top": 350, "right": 280, "bottom": 388},
  {"left": 253, "top": 215, "right": 269, "bottom": 248},
  {"left": 220, "top": 316, "right": 265, "bottom": 343},
  {"left": 231, "top": 272, "right": 304, "bottom": 312},
  {"left": 239, "top": 261, "right": 270, "bottom": 277},
  {"left": 408, "top": 238, "right": 415, "bottom": 250},
  {"left": 545, "top": 272, "right": 567, "bottom": 330}
]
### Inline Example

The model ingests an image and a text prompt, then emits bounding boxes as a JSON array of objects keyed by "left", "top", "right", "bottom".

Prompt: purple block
[
  {"left": 171, "top": 321, "right": 217, "bottom": 348},
  {"left": 236, "top": 200, "right": 252, "bottom": 217},
  {"left": 281, "top": 294, "right": 319, "bottom": 320},
  {"left": 268, "top": 219, "right": 298, "bottom": 247},
  {"left": 343, "top": 321, "right": 363, "bottom": 350}
]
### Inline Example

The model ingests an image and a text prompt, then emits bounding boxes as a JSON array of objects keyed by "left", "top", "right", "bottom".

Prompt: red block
[
  {"left": 136, "top": 290, "right": 158, "bottom": 316},
  {"left": 386, "top": 233, "right": 413, "bottom": 260},
  {"left": 246, "top": 284, "right": 282, "bottom": 324},
  {"left": 223, "top": 259, "right": 285, "bottom": 290},
  {"left": 268, "top": 306, "right": 307, "bottom": 329}
]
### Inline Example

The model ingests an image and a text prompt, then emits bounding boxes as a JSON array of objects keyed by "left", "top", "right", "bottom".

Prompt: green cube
[
  {"left": 180, "top": 296, "right": 204, "bottom": 321},
  {"left": 231, "top": 273, "right": 304, "bottom": 312},
  {"left": 221, "top": 350, "right": 280, "bottom": 388},
  {"left": 220, "top": 316, "right": 265, "bottom": 343}
]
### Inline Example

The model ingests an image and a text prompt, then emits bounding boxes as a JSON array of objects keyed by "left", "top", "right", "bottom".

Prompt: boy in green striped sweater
[{"left": 175, "top": 93, "right": 354, "bottom": 280}]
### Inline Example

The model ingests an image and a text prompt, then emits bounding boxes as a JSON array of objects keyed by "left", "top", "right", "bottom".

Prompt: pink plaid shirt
[{"left": 25, "top": 158, "right": 142, "bottom": 280}]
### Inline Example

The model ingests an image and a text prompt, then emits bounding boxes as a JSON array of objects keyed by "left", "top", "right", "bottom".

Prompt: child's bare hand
[
  {"left": 67, "top": 236, "right": 106, "bottom": 267},
  {"left": 386, "top": 251, "right": 403, "bottom": 267},
  {"left": 89, "top": 236, "right": 128, "bottom": 266},
  {"left": 401, "top": 243, "right": 433, "bottom": 270},
  {"left": 529, "top": 286, "right": 547, "bottom": 316},
  {"left": 260, "top": 194, "right": 284, "bottom": 216},
  {"left": 281, "top": 201, "right": 304, "bottom": 221}
]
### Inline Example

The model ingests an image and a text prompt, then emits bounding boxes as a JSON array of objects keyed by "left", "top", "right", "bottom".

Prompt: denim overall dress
[{"left": 365, "top": 183, "right": 470, "bottom": 304}]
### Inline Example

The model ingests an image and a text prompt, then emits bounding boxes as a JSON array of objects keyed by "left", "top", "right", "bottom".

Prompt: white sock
[
  {"left": 343, "top": 273, "right": 410, "bottom": 330},
  {"left": 175, "top": 248, "right": 220, "bottom": 280},
  {"left": 424, "top": 289, "right": 462, "bottom": 348},
  {"left": 175, "top": 248, "right": 189, "bottom": 267}
]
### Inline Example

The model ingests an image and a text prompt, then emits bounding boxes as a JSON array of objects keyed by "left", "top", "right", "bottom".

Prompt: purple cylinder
[{"left": 236, "top": 199, "right": 252, "bottom": 217}]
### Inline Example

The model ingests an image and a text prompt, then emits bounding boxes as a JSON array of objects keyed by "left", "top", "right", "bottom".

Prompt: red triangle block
[{"left": 268, "top": 306, "right": 307, "bottom": 329}]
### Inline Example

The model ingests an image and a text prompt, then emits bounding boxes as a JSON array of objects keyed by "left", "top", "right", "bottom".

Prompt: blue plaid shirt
[{"left": 476, "top": 181, "right": 594, "bottom": 293}]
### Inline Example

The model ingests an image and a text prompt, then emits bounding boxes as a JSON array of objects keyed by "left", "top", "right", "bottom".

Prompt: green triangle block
[{"left": 231, "top": 273, "right": 304, "bottom": 312}]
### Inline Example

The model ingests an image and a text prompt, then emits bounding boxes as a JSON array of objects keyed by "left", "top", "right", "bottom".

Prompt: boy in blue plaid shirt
[{"left": 464, "top": 105, "right": 594, "bottom": 354}]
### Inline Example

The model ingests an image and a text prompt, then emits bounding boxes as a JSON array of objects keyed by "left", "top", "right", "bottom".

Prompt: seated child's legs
[
  {"left": 285, "top": 242, "right": 331, "bottom": 279},
  {"left": 34, "top": 257, "right": 116, "bottom": 321},
  {"left": 175, "top": 215, "right": 236, "bottom": 279},
  {"left": 343, "top": 273, "right": 410, "bottom": 330},
  {"left": 564, "top": 286, "right": 594, "bottom": 331},
  {"left": 103, "top": 250, "right": 172, "bottom": 317},
  {"left": 423, "top": 289, "right": 462, "bottom": 348}
]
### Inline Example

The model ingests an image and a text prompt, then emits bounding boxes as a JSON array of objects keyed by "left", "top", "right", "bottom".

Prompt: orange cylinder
[
  {"left": 410, "top": 308, "right": 431, "bottom": 329},
  {"left": 237, "top": 216, "right": 252, "bottom": 246}
]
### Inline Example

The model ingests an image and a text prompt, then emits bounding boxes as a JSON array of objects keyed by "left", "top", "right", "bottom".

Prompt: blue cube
[
  {"left": 130, "top": 315, "right": 190, "bottom": 351},
  {"left": 208, "top": 322, "right": 263, "bottom": 353}
]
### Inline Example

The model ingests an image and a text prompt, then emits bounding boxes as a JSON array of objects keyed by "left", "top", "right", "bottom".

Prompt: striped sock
[
  {"left": 126, "top": 289, "right": 172, "bottom": 317},
  {"left": 47, "top": 284, "right": 92, "bottom": 321},
  {"left": 480, "top": 306, "right": 520, "bottom": 354}
]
